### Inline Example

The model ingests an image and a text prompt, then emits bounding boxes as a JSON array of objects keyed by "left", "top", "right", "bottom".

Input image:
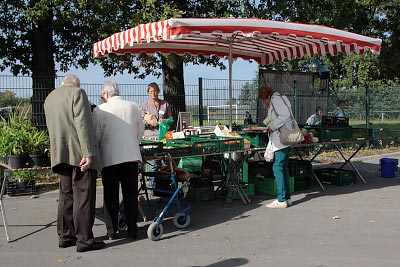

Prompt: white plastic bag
[{"left": 264, "top": 140, "right": 274, "bottom": 162}]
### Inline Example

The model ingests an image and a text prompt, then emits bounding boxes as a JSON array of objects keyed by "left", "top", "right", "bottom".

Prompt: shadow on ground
[{"left": 94, "top": 159, "right": 399, "bottom": 242}]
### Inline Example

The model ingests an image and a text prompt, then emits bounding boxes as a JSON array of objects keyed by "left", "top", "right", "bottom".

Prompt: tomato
[{"left": 165, "top": 131, "right": 174, "bottom": 139}]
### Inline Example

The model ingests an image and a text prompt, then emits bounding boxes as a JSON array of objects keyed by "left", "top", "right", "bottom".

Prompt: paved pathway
[{"left": 1, "top": 153, "right": 399, "bottom": 267}]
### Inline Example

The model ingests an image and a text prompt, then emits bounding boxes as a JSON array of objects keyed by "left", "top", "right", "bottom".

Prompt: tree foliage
[{"left": 1, "top": 0, "right": 400, "bottom": 113}]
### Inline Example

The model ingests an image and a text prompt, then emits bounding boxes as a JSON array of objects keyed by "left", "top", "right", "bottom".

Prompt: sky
[
  {"left": 57, "top": 58, "right": 260, "bottom": 85},
  {"left": 1, "top": 58, "right": 260, "bottom": 86}
]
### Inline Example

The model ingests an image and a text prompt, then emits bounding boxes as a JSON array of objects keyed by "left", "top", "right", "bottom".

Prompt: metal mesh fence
[{"left": 1, "top": 75, "right": 400, "bottom": 134}]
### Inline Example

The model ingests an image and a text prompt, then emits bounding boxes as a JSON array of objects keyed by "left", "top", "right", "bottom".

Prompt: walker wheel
[
  {"left": 147, "top": 222, "right": 163, "bottom": 241},
  {"left": 173, "top": 213, "right": 191, "bottom": 229}
]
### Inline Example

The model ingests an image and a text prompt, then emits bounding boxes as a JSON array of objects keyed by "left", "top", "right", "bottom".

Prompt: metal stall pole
[
  {"left": 293, "top": 80, "right": 298, "bottom": 121},
  {"left": 198, "top": 77, "right": 204, "bottom": 126}
]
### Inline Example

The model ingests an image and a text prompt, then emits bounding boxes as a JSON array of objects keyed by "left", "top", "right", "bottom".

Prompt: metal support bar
[{"left": 0, "top": 168, "right": 11, "bottom": 242}]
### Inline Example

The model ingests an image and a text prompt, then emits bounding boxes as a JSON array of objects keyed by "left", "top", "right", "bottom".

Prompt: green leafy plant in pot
[
  {"left": 0, "top": 105, "right": 33, "bottom": 168},
  {"left": 26, "top": 129, "right": 50, "bottom": 167}
]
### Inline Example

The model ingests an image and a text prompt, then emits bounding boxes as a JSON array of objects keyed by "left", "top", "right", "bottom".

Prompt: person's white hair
[
  {"left": 61, "top": 74, "right": 80, "bottom": 87},
  {"left": 102, "top": 80, "right": 119, "bottom": 97}
]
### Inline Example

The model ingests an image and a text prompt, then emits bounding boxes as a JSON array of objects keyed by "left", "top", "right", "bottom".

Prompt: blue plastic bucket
[{"left": 380, "top": 158, "right": 398, "bottom": 178}]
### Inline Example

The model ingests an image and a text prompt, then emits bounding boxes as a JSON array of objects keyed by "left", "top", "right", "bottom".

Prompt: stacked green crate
[
  {"left": 314, "top": 168, "right": 356, "bottom": 185},
  {"left": 247, "top": 160, "right": 312, "bottom": 194},
  {"left": 289, "top": 159, "right": 312, "bottom": 191},
  {"left": 186, "top": 185, "right": 215, "bottom": 202},
  {"left": 249, "top": 175, "right": 294, "bottom": 195},
  {"left": 247, "top": 161, "right": 293, "bottom": 195},
  {"left": 302, "top": 125, "right": 352, "bottom": 142},
  {"left": 248, "top": 160, "right": 274, "bottom": 178},
  {"left": 319, "top": 126, "right": 351, "bottom": 142}
]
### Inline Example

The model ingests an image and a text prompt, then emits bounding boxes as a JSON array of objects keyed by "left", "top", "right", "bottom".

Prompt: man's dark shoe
[
  {"left": 107, "top": 233, "right": 119, "bottom": 240},
  {"left": 59, "top": 240, "right": 76, "bottom": 248},
  {"left": 76, "top": 241, "right": 106, "bottom": 253}
]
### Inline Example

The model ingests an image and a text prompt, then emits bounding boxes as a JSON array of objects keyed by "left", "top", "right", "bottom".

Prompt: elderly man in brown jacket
[{"left": 44, "top": 74, "right": 105, "bottom": 252}]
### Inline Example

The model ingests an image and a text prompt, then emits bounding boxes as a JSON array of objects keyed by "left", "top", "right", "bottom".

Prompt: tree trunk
[
  {"left": 162, "top": 53, "right": 186, "bottom": 128},
  {"left": 29, "top": 8, "right": 55, "bottom": 129}
]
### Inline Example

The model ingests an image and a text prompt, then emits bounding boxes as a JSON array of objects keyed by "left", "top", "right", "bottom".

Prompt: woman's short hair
[
  {"left": 258, "top": 85, "right": 275, "bottom": 100},
  {"left": 147, "top": 82, "right": 160, "bottom": 93},
  {"left": 102, "top": 80, "right": 120, "bottom": 97}
]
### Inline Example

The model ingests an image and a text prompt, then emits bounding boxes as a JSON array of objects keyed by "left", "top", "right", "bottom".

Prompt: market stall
[{"left": 92, "top": 17, "right": 382, "bottom": 210}]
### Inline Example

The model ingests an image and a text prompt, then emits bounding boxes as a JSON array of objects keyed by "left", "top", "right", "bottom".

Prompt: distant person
[
  {"left": 140, "top": 82, "right": 173, "bottom": 179},
  {"left": 92, "top": 81, "right": 144, "bottom": 240},
  {"left": 333, "top": 100, "right": 346, "bottom": 117},
  {"left": 306, "top": 107, "right": 323, "bottom": 125},
  {"left": 44, "top": 74, "right": 105, "bottom": 252},
  {"left": 140, "top": 82, "right": 173, "bottom": 140},
  {"left": 244, "top": 111, "right": 253, "bottom": 125}
]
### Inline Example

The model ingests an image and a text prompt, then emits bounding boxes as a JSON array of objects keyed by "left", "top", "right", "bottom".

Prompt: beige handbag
[{"left": 271, "top": 95, "right": 304, "bottom": 146}]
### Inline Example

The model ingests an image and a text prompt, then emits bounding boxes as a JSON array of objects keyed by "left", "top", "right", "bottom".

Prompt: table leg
[
  {"left": 0, "top": 168, "right": 11, "bottom": 242},
  {"left": 219, "top": 153, "right": 251, "bottom": 206},
  {"left": 334, "top": 143, "right": 367, "bottom": 184},
  {"left": 311, "top": 168, "right": 325, "bottom": 191},
  {"left": 228, "top": 157, "right": 251, "bottom": 204}
]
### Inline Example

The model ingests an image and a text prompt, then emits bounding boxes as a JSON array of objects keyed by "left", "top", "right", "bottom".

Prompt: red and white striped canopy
[{"left": 92, "top": 18, "right": 382, "bottom": 64}]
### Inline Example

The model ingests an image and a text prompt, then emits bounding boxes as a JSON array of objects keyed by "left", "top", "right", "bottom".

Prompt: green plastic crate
[
  {"left": 237, "top": 131, "right": 268, "bottom": 148},
  {"left": 250, "top": 175, "right": 294, "bottom": 195},
  {"left": 294, "top": 177, "right": 312, "bottom": 191},
  {"left": 314, "top": 168, "right": 356, "bottom": 186},
  {"left": 319, "top": 127, "right": 351, "bottom": 142},
  {"left": 178, "top": 157, "right": 203, "bottom": 173},
  {"left": 166, "top": 136, "right": 219, "bottom": 155},
  {"left": 186, "top": 185, "right": 215, "bottom": 202},
  {"left": 140, "top": 140, "right": 163, "bottom": 157},
  {"left": 289, "top": 159, "right": 312, "bottom": 178},
  {"left": 215, "top": 136, "right": 244, "bottom": 152},
  {"left": 248, "top": 160, "right": 274, "bottom": 178}
]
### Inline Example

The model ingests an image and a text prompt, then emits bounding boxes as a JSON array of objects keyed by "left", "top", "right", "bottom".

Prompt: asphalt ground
[{"left": 0, "top": 152, "right": 399, "bottom": 267}]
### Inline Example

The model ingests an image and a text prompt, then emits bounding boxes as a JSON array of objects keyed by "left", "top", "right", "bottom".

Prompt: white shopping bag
[{"left": 264, "top": 140, "right": 274, "bottom": 162}]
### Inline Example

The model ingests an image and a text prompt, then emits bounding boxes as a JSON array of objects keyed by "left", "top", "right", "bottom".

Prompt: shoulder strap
[
  {"left": 270, "top": 101, "right": 278, "bottom": 118},
  {"left": 278, "top": 95, "right": 294, "bottom": 120}
]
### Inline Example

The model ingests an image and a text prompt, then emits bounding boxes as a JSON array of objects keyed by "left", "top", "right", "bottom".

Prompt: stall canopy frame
[{"left": 92, "top": 17, "right": 382, "bottom": 128}]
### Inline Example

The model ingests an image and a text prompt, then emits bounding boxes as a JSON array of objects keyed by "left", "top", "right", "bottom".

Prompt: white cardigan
[
  {"left": 266, "top": 92, "right": 293, "bottom": 152},
  {"left": 92, "top": 96, "right": 145, "bottom": 168}
]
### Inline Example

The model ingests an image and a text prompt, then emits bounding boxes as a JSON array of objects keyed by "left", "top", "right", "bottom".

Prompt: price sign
[{"left": 176, "top": 112, "right": 192, "bottom": 131}]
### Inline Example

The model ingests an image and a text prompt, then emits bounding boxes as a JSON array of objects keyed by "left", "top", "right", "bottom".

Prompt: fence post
[{"left": 198, "top": 77, "right": 203, "bottom": 126}]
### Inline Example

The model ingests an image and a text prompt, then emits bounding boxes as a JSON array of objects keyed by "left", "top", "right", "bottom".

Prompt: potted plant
[
  {"left": 0, "top": 105, "right": 33, "bottom": 169},
  {"left": 26, "top": 129, "right": 50, "bottom": 167}
]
